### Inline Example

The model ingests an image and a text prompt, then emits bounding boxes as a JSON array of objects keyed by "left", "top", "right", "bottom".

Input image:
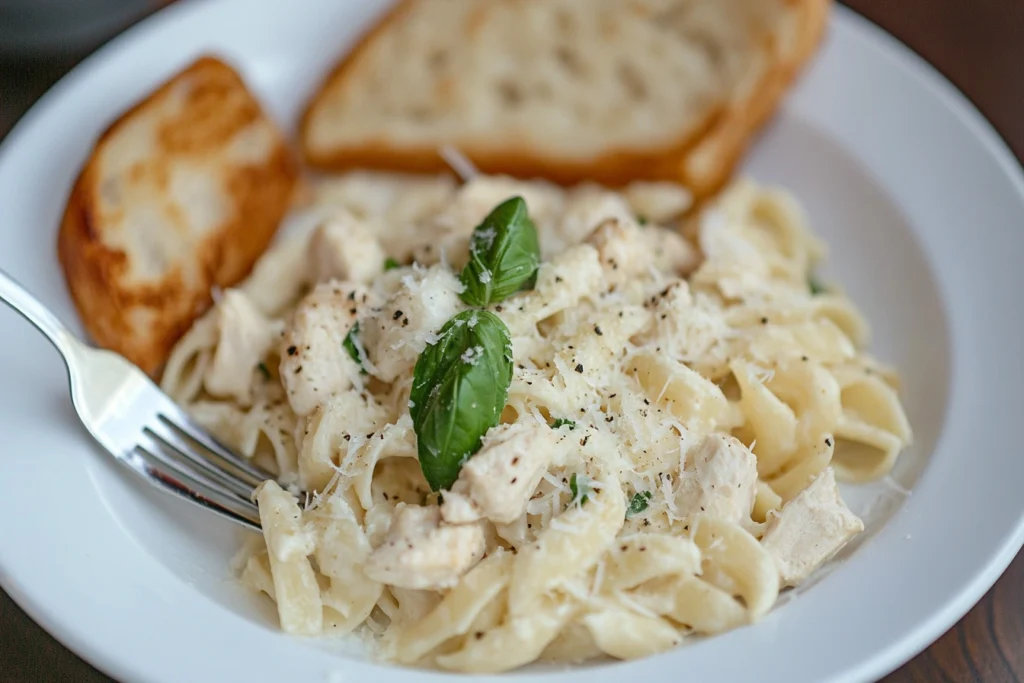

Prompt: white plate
[{"left": 0, "top": 2, "right": 1022, "bottom": 682}]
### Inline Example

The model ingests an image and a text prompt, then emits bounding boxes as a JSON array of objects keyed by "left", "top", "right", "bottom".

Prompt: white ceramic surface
[{"left": 0, "top": 2, "right": 1021, "bottom": 682}]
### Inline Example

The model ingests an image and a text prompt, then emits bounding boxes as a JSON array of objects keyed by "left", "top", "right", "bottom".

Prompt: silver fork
[{"left": 0, "top": 268, "right": 269, "bottom": 531}]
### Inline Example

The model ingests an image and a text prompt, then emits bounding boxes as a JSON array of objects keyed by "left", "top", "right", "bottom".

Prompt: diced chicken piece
[
  {"left": 493, "top": 243, "right": 602, "bottom": 340},
  {"left": 279, "top": 281, "right": 372, "bottom": 416},
  {"left": 644, "top": 226, "right": 699, "bottom": 275},
  {"left": 239, "top": 231, "right": 311, "bottom": 317},
  {"left": 533, "top": 245, "right": 603, "bottom": 309},
  {"left": 414, "top": 176, "right": 563, "bottom": 267},
  {"left": 442, "top": 176, "right": 563, "bottom": 236},
  {"left": 760, "top": 468, "right": 864, "bottom": 587},
  {"left": 360, "top": 265, "right": 464, "bottom": 382},
  {"left": 559, "top": 186, "right": 635, "bottom": 247},
  {"left": 308, "top": 211, "right": 386, "bottom": 285},
  {"left": 623, "top": 181, "right": 693, "bottom": 225},
  {"left": 441, "top": 422, "right": 558, "bottom": 525},
  {"left": 364, "top": 504, "right": 485, "bottom": 590},
  {"left": 586, "top": 218, "right": 648, "bottom": 283},
  {"left": 649, "top": 279, "right": 692, "bottom": 310},
  {"left": 204, "top": 289, "right": 282, "bottom": 404},
  {"left": 676, "top": 434, "right": 758, "bottom": 524}
]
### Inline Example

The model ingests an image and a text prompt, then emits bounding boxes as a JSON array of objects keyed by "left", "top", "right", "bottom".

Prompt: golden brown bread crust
[
  {"left": 674, "top": 0, "right": 831, "bottom": 198},
  {"left": 58, "top": 56, "right": 299, "bottom": 376},
  {"left": 300, "top": 0, "right": 830, "bottom": 199}
]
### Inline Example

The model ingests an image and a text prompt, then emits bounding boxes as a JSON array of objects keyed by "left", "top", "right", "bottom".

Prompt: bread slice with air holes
[
  {"left": 58, "top": 56, "right": 299, "bottom": 377},
  {"left": 301, "top": 0, "right": 829, "bottom": 198}
]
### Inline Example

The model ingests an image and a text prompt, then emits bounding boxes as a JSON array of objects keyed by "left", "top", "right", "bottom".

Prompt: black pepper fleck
[{"left": 575, "top": 364, "right": 584, "bottom": 373}]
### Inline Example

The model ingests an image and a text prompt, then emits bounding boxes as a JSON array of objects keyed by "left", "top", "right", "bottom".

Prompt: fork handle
[{"left": 0, "top": 267, "right": 77, "bottom": 360}]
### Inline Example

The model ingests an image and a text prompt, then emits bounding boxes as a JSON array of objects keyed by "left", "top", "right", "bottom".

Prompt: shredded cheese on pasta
[{"left": 163, "top": 174, "right": 912, "bottom": 673}]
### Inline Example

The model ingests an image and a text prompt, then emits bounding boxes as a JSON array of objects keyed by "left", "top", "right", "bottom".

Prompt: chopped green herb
[
  {"left": 626, "top": 491, "right": 653, "bottom": 518},
  {"left": 550, "top": 417, "right": 576, "bottom": 430},
  {"left": 636, "top": 215, "right": 649, "bottom": 226},
  {"left": 343, "top": 322, "right": 368, "bottom": 375},
  {"left": 569, "top": 473, "right": 591, "bottom": 506},
  {"left": 256, "top": 362, "right": 271, "bottom": 380},
  {"left": 384, "top": 257, "right": 401, "bottom": 271},
  {"left": 808, "top": 275, "right": 826, "bottom": 295}
]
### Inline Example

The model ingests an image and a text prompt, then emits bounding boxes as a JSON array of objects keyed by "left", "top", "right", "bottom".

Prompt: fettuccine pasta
[{"left": 163, "top": 174, "right": 911, "bottom": 672}]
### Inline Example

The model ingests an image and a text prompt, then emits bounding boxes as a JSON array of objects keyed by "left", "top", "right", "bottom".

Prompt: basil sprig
[
  {"left": 459, "top": 197, "right": 541, "bottom": 307},
  {"left": 412, "top": 197, "right": 539, "bottom": 490},
  {"left": 410, "top": 310, "right": 514, "bottom": 491}
]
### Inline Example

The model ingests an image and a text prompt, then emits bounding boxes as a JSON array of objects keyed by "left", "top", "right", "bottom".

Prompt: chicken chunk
[
  {"left": 204, "top": 289, "right": 282, "bottom": 405},
  {"left": 308, "top": 211, "right": 386, "bottom": 285},
  {"left": 644, "top": 226, "right": 699, "bottom": 275},
  {"left": 676, "top": 434, "right": 758, "bottom": 525},
  {"left": 760, "top": 468, "right": 864, "bottom": 587},
  {"left": 364, "top": 504, "right": 485, "bottom": 590},
  {"left": 279, "top": 281, "right": 372, "bottom": 416},
  {"left": 441, "top": 422, "right": 558, "bottom": 525},
  {"left": 623, "top": 181, "right": 693, "bottom": 225},
  {"left": 558, "top": 186, "right": 635, "bottom": 247},
  {"left": 586, "top": 218, "right": 648, "bottom": 283},
  {"left": 413, "top": 176, "right": 563, "bottom": 267},
  {"left": 359, "top": 265, "right": 464, "bottom": 382}
]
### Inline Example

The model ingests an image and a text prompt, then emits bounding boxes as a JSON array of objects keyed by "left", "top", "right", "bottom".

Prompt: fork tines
[{"left": 126, "top": 405, "right": 274, "bottom": 531}]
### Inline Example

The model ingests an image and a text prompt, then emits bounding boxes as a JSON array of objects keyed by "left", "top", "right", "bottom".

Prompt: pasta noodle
[{"left": 164, "top": 174, "right": 912, "bottom": 672}]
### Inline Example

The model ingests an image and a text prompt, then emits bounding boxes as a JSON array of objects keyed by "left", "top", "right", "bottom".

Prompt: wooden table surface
[{"left": 0, "top": 1, "right": 1021, "bottom": 681}]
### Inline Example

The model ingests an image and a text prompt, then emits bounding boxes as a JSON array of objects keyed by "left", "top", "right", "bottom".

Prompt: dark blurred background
[{"left": 0, "top": 1, "right": 1021, "bottom": 682}]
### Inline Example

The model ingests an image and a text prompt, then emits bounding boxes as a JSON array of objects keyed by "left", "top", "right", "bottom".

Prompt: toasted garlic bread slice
[
  {"left": 58, "top": 56, "right": 299, "bottom": 376},
  {"left": 301, "top": 0, "right": 828, "bottom": 197}
]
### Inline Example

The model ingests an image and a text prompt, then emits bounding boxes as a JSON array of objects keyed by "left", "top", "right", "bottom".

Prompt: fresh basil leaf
[
  {"left": 626, "top": 491, "right": 653, "bottom": 518},
  {"left": 809, "top": 275, "right": 826, "bottom": 295},
  {"left": 256, "top": 362, "right": 271, "bottom": 380},
  {"left": 550, "top": 417, "right": 576, "bottom": 430},
  {"left": 343, "top": 323, "right": 368, "bottom": 375},
  {"left": 459, "top": 196, "right": 540, "bottom": 307},
  {"left": 410, "top": 310, "right": 513, "bottom": 491},
  {"left": 384, "top": 257, "right": 401, "bottom": 271},
  {"left": 569, "top": 473, "right": 591, "bottom": 506}
]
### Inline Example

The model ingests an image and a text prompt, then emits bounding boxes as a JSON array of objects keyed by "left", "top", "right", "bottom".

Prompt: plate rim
[{"left": 0, "top": 2, "right": 1022, "bottom": 683}]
